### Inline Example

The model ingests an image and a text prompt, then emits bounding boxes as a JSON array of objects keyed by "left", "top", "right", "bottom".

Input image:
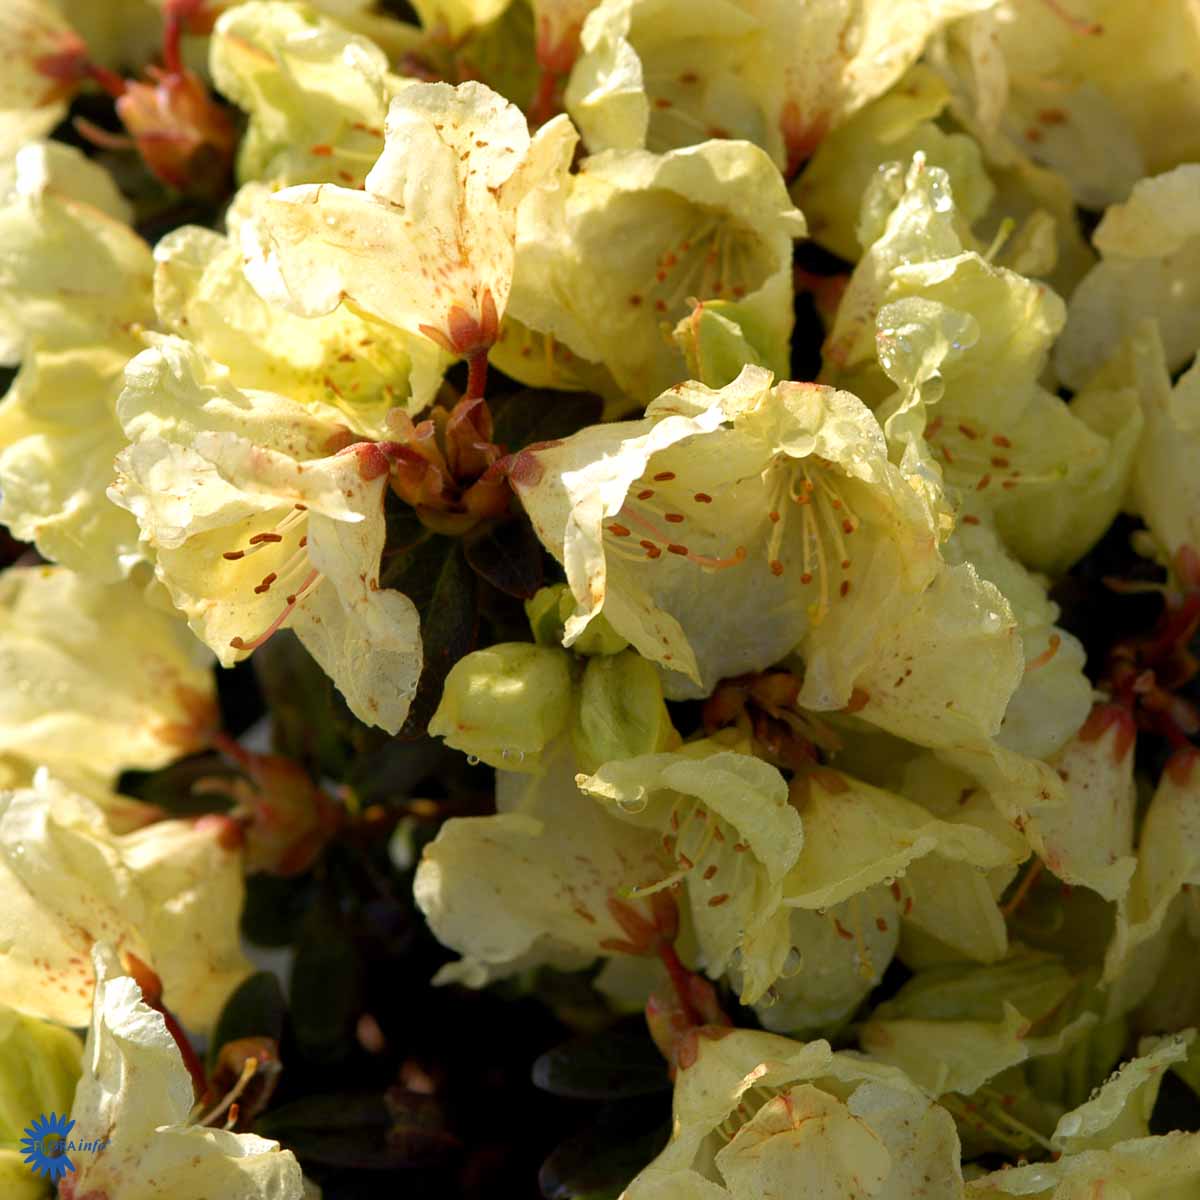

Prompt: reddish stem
[
  {"left": 527, "top": 67, "right": 560, "bottom": 128},
  {"left": 84, "top": 62, "right": 128, "bottom": 99},
  {"left": 161, "top": 1004, "right": 209, "bottom": 1096},
  {"left": 657, "top": 940, "right": 704, "bottom": 1027},
  {"left": 466, "top": 349, "right": 489, "bottom": 402}
]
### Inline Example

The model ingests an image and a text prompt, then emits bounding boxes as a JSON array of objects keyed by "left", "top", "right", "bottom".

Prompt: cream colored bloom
[
  {"left": 967, "top": 1031, "right": 1200, "bottom": 1200},
  {"left": 110, "top": 337, "right": 422, "bottom": 733},
  {"left": 566, "top": 0, "right": 993, "bottom": 171},
  {"left": 1056, "top": 166, "right": 1200, "bottom": 391},
  {"left": 1103, "top": 749, "right": 1200, "bottom": 997},
  {"left": 795, "top": 64, "right": 994, "bottom": 263},
  {"left": 495, "top": 138, "right": 803, "bottom": 408},
  {"left": 407, "top": 0, "right": 511, "bottom": 41},
  {"left": 942, "top": 516, "right": 1092, "bottom": 761},
  {"left": 156, "top": 184, "right": 446, "bottom": 433},
  {"left": 1024, "top": 706, "right": 1137, "bottom": 903},
  {"left": 782, "top": 765, "right": 1023, "bottom": 915},
  {"left": 210, "top": 1, "right": 397, "bottom": 189},
  {"left": 859, "top": 953, "right": 1098, "bottom": 1098},
  {"left": 0, "top": 342, "right": 146, "bottom": 579},
  {"left": 0, "top": 142, "right": 151, "bottom": 577},
  {"left": 0, "top": 0, "right": 82, "bottom": 160},
  {"left": 0, "top": 774, "right": 251, "bottom": 1031},
  {"left": 1122, "top": 321, "right": 1200, "bottom": 565},
  {"left": 747, "top": 887, "right": 899, "bottom": 1037},
  {"left": 623, "top": 1029, "right": 964, "bottom": 1200},
  {"left": 244, "top": 79, "right": 576, "bottom": 362},
  {"left": 789, "top": 760, "right": 1019, "bottom": 970},
  {"left": 581, "top": 738, "right": 802, "bottom": 1003},
  {"left": 0, "top": 566, "right": 215, "bottom": 784},
  {"left": 414, "top": 740, "right": 667, "bottom": 986},
  {"left": 834, "top": 156, "right": 1137, "bottom": 575},
  {"left": 0, "top": 140, "right": 151, "bottom": 365},
  {"left": 62, "top": 944, "right": 304, "bottom": 1200},
  {"left": 944, "top": 1, "right": 1200, "bottom": 211},
  {"left": 513, "top": 366, "right": 942, "bottom": 703}
]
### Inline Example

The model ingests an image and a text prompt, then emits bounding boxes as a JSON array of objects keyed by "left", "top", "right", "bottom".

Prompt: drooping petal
[{"left": 65, "top": 944, "right": 305, "bottom": 1200}]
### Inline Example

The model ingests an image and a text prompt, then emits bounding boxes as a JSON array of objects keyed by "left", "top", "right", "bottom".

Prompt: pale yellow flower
[{"left": 0, "top": 775, "right": 251, "bottom": 1031}]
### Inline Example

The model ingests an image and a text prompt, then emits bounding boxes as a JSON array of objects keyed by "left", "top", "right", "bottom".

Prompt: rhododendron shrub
[{"left": 1, "top": 2, "right": 1199, "bottom": 1198}]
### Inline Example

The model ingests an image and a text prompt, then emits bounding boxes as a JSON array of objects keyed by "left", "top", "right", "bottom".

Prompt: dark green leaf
[
  {"left": 377, "top": 503, "right": 445, "bottom": 599},
  {"left": 253, "top": 631, "right": 351, "bottom": 778},
  {"left": 397, "top": 542, "right": 479, "bottom": 738},
  {"left": 117, "top": 752, "right": 234, "bottom": 818},
  {"left": 257, "top": 1091, "right": 458, "bottom": 1170},
  {"left": 345, "top": 735, "right": 477, "bottom": 809},
  {"left": 490, "top": 389, "right": 603, "bottom": 453},
  {"left": 206, "top": 972, "right": 287, "bottom": 1073},
  {"left": 464, "top": 516, "right": 545, "bottom": 599},
  {"left": 241, "top": 872, "right": 315, "bottom": 949},
  {"left": 533, "top": 1030, "right": 671, "bottom": 1100},
  {"left": 539, "top": 1098, "right": 670, "bottom": 1200},
  {"left": 289, "top": 891, "right": 365, "bottom": 1063}
]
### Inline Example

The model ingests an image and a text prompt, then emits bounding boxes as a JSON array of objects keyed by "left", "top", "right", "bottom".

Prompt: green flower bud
[
  {"left": 429, "top": 643, "right": 574, "bottom": 772},
  {"left": 673, "top": 300, "right": 772, "bottom": 390},
  {"left": 0, "top": 1006, "right": 83, "bottom": 1147},
  {"left": 525, "top": 584, "right": 628, "bottom": 656},
  {"left": 572, "top": 651, "right": 676, "bottom": 773},
  {"left": 524, "top": 585, "right": 570, "bottom": 647}
]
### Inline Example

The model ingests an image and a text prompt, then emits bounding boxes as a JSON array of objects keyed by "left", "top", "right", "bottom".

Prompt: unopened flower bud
[
  {"left": 673, "top": 300, "right": 771, "bottom": 390},
  {"left": 525, "top": 583, "right": 628, "bottom": 655},
  {"left": 207, "top": 736, "right": 341, "bottom": 877},
  {"left": 116, "top": 67, "right": 236, "bottom": 194},
  {"left": 572, "top": 650, "right": 677, "bottom": 772},
  {"left": 428, "top": 643, "right": 574, "bottom": 772}
]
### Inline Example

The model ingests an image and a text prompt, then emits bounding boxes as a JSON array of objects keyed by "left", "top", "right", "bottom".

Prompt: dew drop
[{"left": 1057, "top": 1113, "right": 1082, "bottom": 1138}]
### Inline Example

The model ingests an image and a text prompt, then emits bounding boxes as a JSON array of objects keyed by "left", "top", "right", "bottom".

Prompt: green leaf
[
  {"left": 464, "top": 515, "right": 545, "bottom": 599},
  {"left": 253, "top": 630, "right": 352, "bottom": 778},
  {"left": 539, "top": 1098, "right": 671, "bottom": 1200},
  {"left": 490, "top": 388, "right": 604, "bottom": 453},
  {"left": 256, "top": 1090, "right": 458, "bottom": 1170},
  {"left": 532, "top": 1030, "right": 671, "bottom": 1100},
  {"left": 206, "top": 971, "right": 287, "bottom": 1074},
  {"left": 242, "top": 871, "right": 315, "bottom": 949},
  {"left": 289, "top": 890, "right": 365, "bottom": 1064},
  {"left": 396, "top": 541, "right": 480, "bottom": 739},
  {"left": 117, "top": 752, "right": 235, "bottom": 818}
]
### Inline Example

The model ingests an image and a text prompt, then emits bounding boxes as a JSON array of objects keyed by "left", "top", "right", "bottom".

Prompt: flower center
[
  {"left": 764, "top": 457, "right": 860, "bottom": 623},
  {"left": 625, "top": 211, "right": 763, "bottom": 321},
  {"left": 621, "top": 791, "right": 752, "bottom": 905},
  {"left": 600, "top": 454, "right": 864, "bottom": 628},
  {"left": 924, "top": 415, "right": 1056, "bottom": 495},
  {"left": 221, "top": 505, "right": 323, "bottom": 652},
  {"left": 640, "top": 66, "right": 739, "bottom": 150},
  {"left": 603, "top": 472, "right": 748, "bottom": 569}
]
